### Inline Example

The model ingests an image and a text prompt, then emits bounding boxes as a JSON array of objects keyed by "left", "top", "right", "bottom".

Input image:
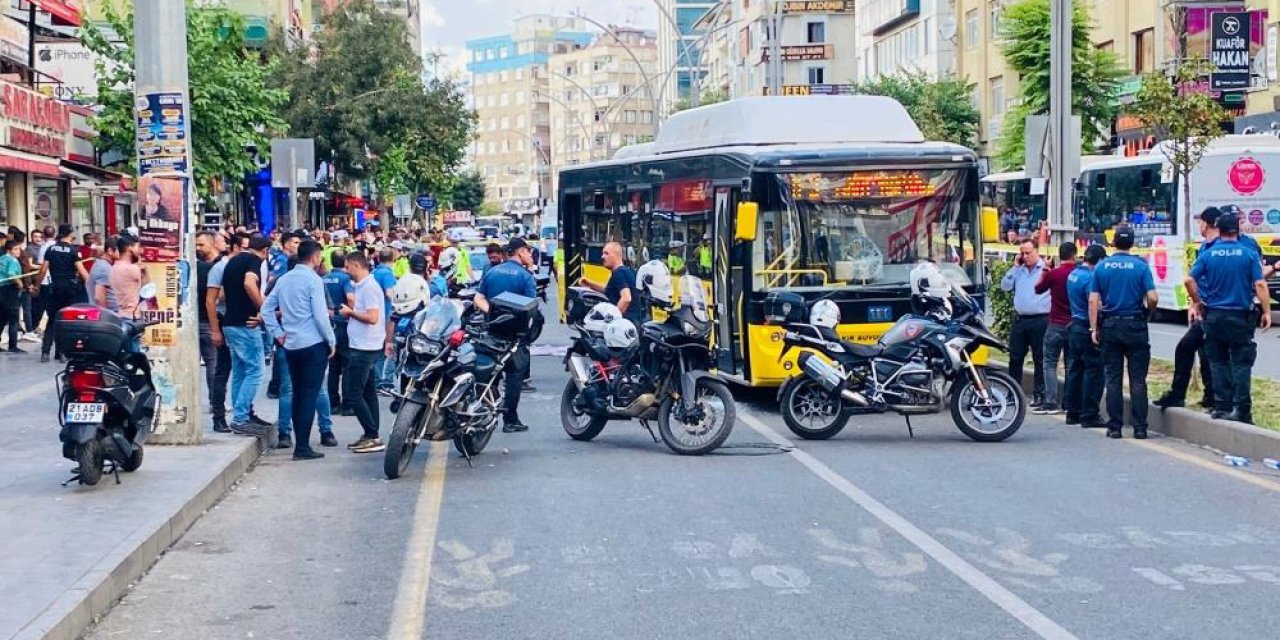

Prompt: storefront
[{"left": 0, "top": 80, "right": 71, "bottom": 233}]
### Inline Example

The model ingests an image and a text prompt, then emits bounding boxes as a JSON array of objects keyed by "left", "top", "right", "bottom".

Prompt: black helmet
[{"left": 408, "top": 253, "right": 428, "bottom": 275}]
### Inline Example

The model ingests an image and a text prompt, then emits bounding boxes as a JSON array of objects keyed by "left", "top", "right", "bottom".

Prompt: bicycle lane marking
[
  {"left": 0, "top": 377, "right": 54, "bottom": 412},
  {"left": 387, "top": 440, "right": 450, "bottom": 640},
  {"left": 738, "top": 412, "right": 1081, "bottom": 640}
]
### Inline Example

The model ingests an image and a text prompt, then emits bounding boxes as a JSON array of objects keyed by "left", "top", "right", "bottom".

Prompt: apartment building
[
  {"left": 857, "top": 0, "right": 957, "bottom": 81},
  {"left": 547, "top": 27, "right": 660, "bottom": 192},
  {"left": 657, "top": 0, "right": 717, "bottom": 114}
]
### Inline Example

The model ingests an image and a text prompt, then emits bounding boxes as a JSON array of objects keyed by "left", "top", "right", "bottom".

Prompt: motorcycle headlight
[{"left": 409, "top": 335, "right": 439, "bottom": 355}]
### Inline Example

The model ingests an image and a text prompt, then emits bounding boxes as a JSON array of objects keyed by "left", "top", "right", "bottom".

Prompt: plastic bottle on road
[
  {"left": 1264, "top": 458, "right": 1280, "bottom": 470},
  {"left": 1223, "top": 455, "right": 1251, "bottom": 467}
]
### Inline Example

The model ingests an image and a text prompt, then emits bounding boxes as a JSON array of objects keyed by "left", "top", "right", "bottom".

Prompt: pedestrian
[
  {"left": 474, "top": 237, "right": 538, "bottom": 433},
  {"left": 195, "top": 231, "right": 230, "bottom": 432},
  {"left": 697, "top": 234, "right": 712, "bottom": 277},
  {"left": 339, "top": 251, "right": 386, "bottom": 453},
  {"left": 1089, "top": 225, "right": 1158, "bottom": 439},
  {"left": 86, "top": 235, "right": 119, "bottom": 310},
  {"left": 206, "top": 233, "right": 244, "bottom": 433},
  {"left": 35, "top": 224, "right": 83, "bottom": 363},
  {"left": 372, "top": 247, "right": 398, "bottom": 389},
  {"left": 265, "top": 231, "right": 301, "bottom": 399},
  {"left": 578, "top": 241, "right": 646, "bottom": 325},
  {"left": 999, "top": 239, "right": 1050, "bottom": 408},
  {"left": 261, "top": 240, "right": 338, "bottom": 460},
  {"left": 323, "top": 250, "right": 354, "bottom": 415},
  {"left": 223, "top": 235, "right": 273, "bottom": 436},
  {"left": 109, "top": 236, "right": 146, "bottom": 320},
  {"left": 0, "top": 239, "right": 23, "bottom": 353},
  {"left": 12, "top": 230, "right": 35, "bottom": 341},
  {"left": 1064, "top": 244, "right": 1106, "bottom": 428},
  {"left": 1186, "top": 212, "right": 1271, "bottom": 424},
  {"left": 1031, "top": 241, "right": 1077, "bottom": 415}
]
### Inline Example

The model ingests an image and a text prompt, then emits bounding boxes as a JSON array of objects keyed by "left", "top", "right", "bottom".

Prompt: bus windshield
[{"left": 760, "top": 169, "right": 978, "bottom": 290}]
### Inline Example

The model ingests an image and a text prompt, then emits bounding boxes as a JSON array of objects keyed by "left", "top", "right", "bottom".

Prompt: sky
[{"left": 420, "top": 0, "right": 659, "bottom": 79}]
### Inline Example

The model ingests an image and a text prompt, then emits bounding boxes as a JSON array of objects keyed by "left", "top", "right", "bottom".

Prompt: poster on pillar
[
  {"left": 136, "top": 176, "right": 184, "bottom": 262},
  {"left": 135, "top": 92, "right": 189, "bottom": 177},
  {"left": 139, "top": 262, "right": 180, "bottom": 347}
]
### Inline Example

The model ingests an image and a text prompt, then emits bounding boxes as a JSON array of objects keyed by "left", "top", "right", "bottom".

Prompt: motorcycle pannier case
[
  {"left": 488, "top": 292, "right": 539, "bottom": 339},
  {"left": 566, "top": 287, "right": 609, "bottom": 325},
  {"left": 764, "top": 292, "right": 808, "bottom": 324},
  {"left": 56, "top": 305, "right": 127, "bottom": 357}
]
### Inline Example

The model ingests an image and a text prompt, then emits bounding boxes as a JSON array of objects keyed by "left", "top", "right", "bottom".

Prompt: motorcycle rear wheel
[
  {"left": 560, "top": 379, "right": 608, "bottom": 441},
  {"left": 950, "top": 370, "right": 1025, "bottom": 442},
  {"left": 658, "top": 378, "right": 735, "bottom": 455},
  {"left": 121, "top": 443, "right": 144, "bottom": 472},
  {"left": 780, "top": 378, "right": 850, "bottom": 440},
  {"left": 385, "top": 403, "right": 426, "bottom": 479},
  {"left": 76, "top": 439, "right": 104, "bottom": 486}
]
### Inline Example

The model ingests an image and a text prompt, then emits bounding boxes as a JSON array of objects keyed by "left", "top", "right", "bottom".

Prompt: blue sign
[
  {"left": 135, "top": 92, "right": 189, "bottom": 176},
  {"left": 416, "top": 194, "right": 437, "bottom": 212}
]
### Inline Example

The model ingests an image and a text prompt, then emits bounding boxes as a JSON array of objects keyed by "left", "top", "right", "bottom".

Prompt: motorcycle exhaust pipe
[
  {"left": 567, "top": 354, "right": 592, "bottom": 390},
  {"left": 799, "top": 352, "right": 869, "bottom": 407}
]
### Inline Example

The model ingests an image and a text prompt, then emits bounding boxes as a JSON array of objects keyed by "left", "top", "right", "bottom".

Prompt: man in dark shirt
[
  {"left": 1033, "top": 241, "right": 1078, "bottom": 415},
  {"left": 222, "top": 236, "right": 272, "bottom": 434},
  {"left": 35, "top": 224, "right": 81, "bottom": 363},
  {"left": 195, "top": 231, "right": 227, "bottom": 431},
  {"left": 579, "top": 241, "right": 646, "bottom": 325},
  {"left": 476, "top": 237, "right": 539, "bottom": 433}
]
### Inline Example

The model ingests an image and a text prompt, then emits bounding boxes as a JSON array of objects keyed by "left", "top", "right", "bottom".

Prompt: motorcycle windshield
[
  {"left": 678, "top": 274, "right": 709, "bottom": 323},
  {"left": 413, "top": 297, "right": 461, "bottom": 341}
]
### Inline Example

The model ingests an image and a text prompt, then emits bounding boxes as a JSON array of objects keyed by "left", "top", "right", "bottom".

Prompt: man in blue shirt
[
  {"left": 476, "top": 237, "right": 539, "bottom": 433},
  {"left": 999, "top": 239, "right": 1051, "bottom": 408},
  {"left": 1064, "top": 244, "right": 1106, "bottom": 429},
  {"left": 1089, "top": 225, "right": 1158, "bottom": 439},
  {"left": 265, "top": 231, "right": 301, "bottom": 399},
  {"left": 323, "top": 251, "right": 354, "bottom": 414},
  {"left": 1186, "top": 213, "right": 1271, "bottom": 424},
  {"left": 372, "top": 248, "right": 398, "bottom": 388}
]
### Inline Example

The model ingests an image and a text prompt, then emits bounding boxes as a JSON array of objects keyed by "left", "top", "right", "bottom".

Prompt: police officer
[
  {"left": 1186, "top": 212, "right": 1271, "bottom": 424},
  {"left": 34, "top": 224, "right": 83, "bottom": 363},
  {"left": 1064, "top": 244, "right": 1107, "bottom": 428},
  {"left": 1089, "top": 225, "right": 1157, "bottom": 439},
  {"left": 475, "top": 237, "right": 538, "bottom": 433}
]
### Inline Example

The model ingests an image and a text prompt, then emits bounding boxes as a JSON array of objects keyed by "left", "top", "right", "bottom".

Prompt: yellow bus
[{"left": 557, "top": 96, "right": 986, "bottom": 387}]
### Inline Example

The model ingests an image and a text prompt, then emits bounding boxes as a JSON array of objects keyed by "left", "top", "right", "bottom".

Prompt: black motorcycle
[
  {"left": 775, "top": 284, "right": 1025, "bottom": 443},
  {"left": 54, "top": 304, "right": 158, "bottom": 486},
  {"left": 559, "top": 277, "right": 735, "bottom": 455}
]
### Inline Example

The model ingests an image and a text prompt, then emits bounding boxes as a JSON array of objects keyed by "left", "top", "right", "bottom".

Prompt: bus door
[
  {"left": 624, "top": 185, "right": 652, "bottom": 267},
  {"left": 712, "top": 183, "right": 743, "bottom": 375},
  {"left": 560, "top": 190, "right": 583, "bottom": 320}
]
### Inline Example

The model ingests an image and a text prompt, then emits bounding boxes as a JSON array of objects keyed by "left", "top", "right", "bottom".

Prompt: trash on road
[
  {"left": 1263, "top": 458, "right": 1280, "bottom": 470},
  {"left": 1223, "top": 455, "right": 1251, "bottom": 467}
]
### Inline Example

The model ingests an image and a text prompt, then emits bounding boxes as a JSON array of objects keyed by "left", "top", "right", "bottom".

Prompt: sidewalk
[{"left": 0, "top": 353, "right": 261, "bottom": 640}]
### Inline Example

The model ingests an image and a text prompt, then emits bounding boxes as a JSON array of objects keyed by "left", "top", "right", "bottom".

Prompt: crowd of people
[{"left": 1002, "top": 206, "right": 1273, "bottom": 438}]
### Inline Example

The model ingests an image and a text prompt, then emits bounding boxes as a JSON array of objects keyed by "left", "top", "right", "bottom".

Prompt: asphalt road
[
  {"left": 1149, "top": 313, "right": 1280, "bottom": 379},
  {"left": 83, "top": 319, "right": 1280, "bottom": 640}
]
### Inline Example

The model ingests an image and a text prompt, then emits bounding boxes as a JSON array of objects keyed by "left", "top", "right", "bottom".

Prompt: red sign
[
  {"left": 8, "top": 127, "right": 65, "bottom": 157},
  {"left": 658, "top": 180, "right": 711, "bottom": 213},
  {"left": 34, "top": 0, "right": 81, "bottom": 26},
  {"left": 2, "top": 83, "right": 71, "bottom": 133},
  {"left": 1229, "top": 156, "right": 1265, "bottom": 195}
]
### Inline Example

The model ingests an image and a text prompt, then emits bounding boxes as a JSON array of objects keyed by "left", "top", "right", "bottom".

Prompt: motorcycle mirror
[{"left": 139, "top": 283, "right": 158, "bottom": 301}]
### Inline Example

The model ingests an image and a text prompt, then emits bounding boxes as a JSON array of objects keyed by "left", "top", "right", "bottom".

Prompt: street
[
  {"left": 1149, "top": 315, "right": 1280, "bottom": 380},
  {"left": 78, "top": 321, "right": 1280, "bottom": 640}
]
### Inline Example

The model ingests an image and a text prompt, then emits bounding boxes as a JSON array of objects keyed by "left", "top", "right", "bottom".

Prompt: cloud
[{"left": 421, "top": 4, "right": 445, "bottom": 29}]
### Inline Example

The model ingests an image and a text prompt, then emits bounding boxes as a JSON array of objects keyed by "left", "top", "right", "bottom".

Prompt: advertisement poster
[
  {"left": 1210, "top": 12, "right": 1251, "bottom": 90},
  {"left": 136, "top": 176, "right": 184, "bottom": 262},
  {"left": 1189, "top": 153, "right": 1280, "bottom": 238},
  {"left": 1168, "top": 6, "right": 1268, "bottom": 89},
  {"left": 140, "top": 262, "right": 179, "bottom": 347},
  {"left": 135, "top": 91, "right": 188, "bottom": 176}
]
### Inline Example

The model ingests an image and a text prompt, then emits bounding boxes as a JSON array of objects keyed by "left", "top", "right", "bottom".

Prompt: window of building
[
  {"left": 965, "top": 9, "right": 979, "bottom": 48},
  {"left": 594, "top": 134, "right": 606, "bottom": 149},
  {"left": 565, "top": 63, "right": 576, "bottom": 76},
  {"left": 593, "top": 83, "right": 610, "bottom": 97},
  {"left": 989, "top": 2, "right": 1001, "bottom": 39},
  {"left": 516, "top": 91, "right": 525, "bottom": 105},
  {"left": 517, "top": 114, "right": 526, "bottom": 127},
  {"left": 624, "top": 110, "right": 638, "bottom": 124},
  {"left": 641, "top": 110, "right": 654, "bottom": 124},
  {"left": 500, "top": 116, "right": 509, "bottom": 129},
  {"left": 923, "top": 17, "right": 932, "bottom": 54},
  {"left": 1133, "top": 28, "right": 1154, "bottom": 73},
  {"left": 990, "top": 77, "right": 1004, "bottom": 116},
  {"left": 592, "top": 56, "right": 611, "bottom": 71},
  {"left": 515, "top": 68, "right": 524, "bottom": 80},
  {"left": 808, "top": 67, "right": 825, "bottom": 85},
  {"left": 500, "top": 93, "right": 510, "bottom": 107},
  {"left": 499, "top": 70, "right": 508, "bottom": 82},
  {"left": 594, "top": 108, "right": 607, "bottom": 123},
  {"left": 807, "top": 21, "right": 826, "bottom": 44}
]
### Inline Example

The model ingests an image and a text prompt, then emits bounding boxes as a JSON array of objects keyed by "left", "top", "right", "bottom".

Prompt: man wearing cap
[
  {"left": 999, "top": 238, "right": 1050, "bottom": 409},
  {"left": 1186, "top": 212, "right": 1271, "bottom": 424},
  {"left": 1064, "top": 244, "right": 1107, "bottom": 428},
  {"left": 1157, "top": 208, "right": 1227, "bottom": 409},
  {"left": 1089, "top": 225, "right": 1158, "bottom": 439},
  {"left": 475, "top": 237, "right": 538, "bottom": 433}
]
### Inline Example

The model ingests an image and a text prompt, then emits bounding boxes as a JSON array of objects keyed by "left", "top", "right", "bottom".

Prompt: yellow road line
[{"left": 387, "top": 440, "right": 450, "bottom": 640}]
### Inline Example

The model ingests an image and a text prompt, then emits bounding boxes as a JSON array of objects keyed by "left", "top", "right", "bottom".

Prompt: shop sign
[
  {"left": 782, "top": 0, "right": 853, "bottom": 13},
  {"left": 443, "top": 210, "right": 473, "bottom": 224},
  {"left": 1210, "top": 12, "right": 1252, "bottom": 91},
  {"left": 1, "top": 81, "right": 70, "bottom": 158},
  {"left": 35, "top": 42, "right": 100, "bottom": 104},
  {"left": 763, "top": 84, "right": 853, "bottom": 96},
  {"left": 33, "top": 0, "right": 82, "bottom": 27},
  {"left": 762, "top": 44, "right": 834, "bottom": 62}
]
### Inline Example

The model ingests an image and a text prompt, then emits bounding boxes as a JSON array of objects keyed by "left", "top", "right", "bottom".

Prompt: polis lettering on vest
[{"left": 1103, "top": 261, "right": 1137, "bottom": 270}]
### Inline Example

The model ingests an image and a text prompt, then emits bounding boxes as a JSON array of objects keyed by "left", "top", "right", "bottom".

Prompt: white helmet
[
  {"left": 583, "top": 302, "right": 622, "bottom": 333},
  {"left": 910, "top": 260, "right": 953, "bottom": 315},
  {"left": 810, "top": 299, "right": 840, "bottom": 328},
  {"left": 636, "top": 260, "right": 672, "bottom": 305},
  {"left": 603, "top": 318, "right": 638, "bottom": 349},
  {"left": 438, "top": 247, "right": 461, "bottom": 271},
  {"left": 390, "top": 274, "right": 429, "bottom": 316}
]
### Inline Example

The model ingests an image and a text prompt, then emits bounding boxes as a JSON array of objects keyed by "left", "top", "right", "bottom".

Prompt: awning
[
  {"left": 60, "top": 159, "right": 130, "bottom": 190},
  {"left": 0, "top": 148, "right": 60, "bottom": 177},
  {"left": 34, "top": 0, "right": 81, "bottom": 27}
]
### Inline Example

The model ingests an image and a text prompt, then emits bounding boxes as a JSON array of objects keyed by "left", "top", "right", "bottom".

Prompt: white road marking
[
  {"left": 387, "top": 441, "right": 450, "bottom": 640},
  {"left": 739, "top": 412, "right": 1081, "bottom": 640}
]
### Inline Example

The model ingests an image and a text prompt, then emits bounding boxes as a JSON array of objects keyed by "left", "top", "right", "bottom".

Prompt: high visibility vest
[
  {"left": 697, "top": 245, "right": 711, "bottom": 269},
  {"left": 668, "top": 253, "right": 685, "bottom": 273}
]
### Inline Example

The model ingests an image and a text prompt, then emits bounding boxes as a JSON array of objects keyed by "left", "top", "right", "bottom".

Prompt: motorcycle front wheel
[
  {"left": 560, "top": 379, "right": 608, "bottom": 441},
  {"left": 780, "top": 378, "right": 850, "bottom": 440},
  {"left": 385, "top": 402, "right": 427, "bottom": 479},
  {"left": 950, "top": 370, "right": 1025, "bottom": 442},
  {"left": 657, "top": 378, "right": 735, "bottom": 455}
]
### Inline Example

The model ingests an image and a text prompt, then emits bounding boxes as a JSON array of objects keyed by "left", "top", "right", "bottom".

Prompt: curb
[
  {"left": 12, "top": 438, "right": 261, "bottom": 640},
  {"left": 997, "top": 363, "right": 1280, "bottom": 460}
]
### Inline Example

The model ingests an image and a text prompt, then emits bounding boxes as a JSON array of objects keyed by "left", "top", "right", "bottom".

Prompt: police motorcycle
[
  {"left": 384, "top": 291, "right": 542, "bottom": 478},
  {"left": 53, "top": 284, "right": 161, "bottom": 486},
  {"left": 559, "top": 261, "right": 735, "bottom": 455},
  {"left": 384, "top": 271, "right": 432, "bottom": 398},
  {"left": 776, "top": 262, "right": 1025, "bottom": 443}
]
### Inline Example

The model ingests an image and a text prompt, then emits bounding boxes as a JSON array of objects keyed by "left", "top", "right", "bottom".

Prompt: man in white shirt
[{"left": 340, "top": 251, "right": 387, "bottom": 453}]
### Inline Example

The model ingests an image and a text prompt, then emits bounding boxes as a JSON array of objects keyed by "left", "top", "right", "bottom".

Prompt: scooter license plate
[{"left": 65, "top": 403, "right": 106, "bottom": 424}]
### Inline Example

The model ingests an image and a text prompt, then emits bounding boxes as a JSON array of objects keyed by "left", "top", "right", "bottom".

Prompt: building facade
[
  {"left": 857, "top": 0, "right": 957, "bottom": 82},
  {"left": 547, "top": 27, "right": 660, "bottom": 192},
  {"left": 466, "top": 15, "right": 593, "bottom": 213},
  {"left": 657, "top": 0, "right": 716, "bottom": 114}
]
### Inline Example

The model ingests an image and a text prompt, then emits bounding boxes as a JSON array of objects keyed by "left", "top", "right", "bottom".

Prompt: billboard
[{"left": 35, "top": 42, "right": 98, "bottom": 104}]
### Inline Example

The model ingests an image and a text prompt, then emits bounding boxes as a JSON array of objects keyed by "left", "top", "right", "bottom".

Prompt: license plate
[{"left": 65, "top": 402, "right": 106, "bottom": 424}]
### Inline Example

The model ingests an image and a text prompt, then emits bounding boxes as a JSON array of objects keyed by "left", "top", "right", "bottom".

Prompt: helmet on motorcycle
[
  {"left": 910, "top": 260, "right": 953, "bottom": 316},
  {"left": 636, "top": 260, "right": 673, "bottom": 306},
  {"left": 810, "top": 299, "right": 840, "bottom": 328},
  {"left": 390, "top": 274, "right": 430, "bottom": 316},
  {"left": 583, "top": 302, "right": 622, "bottom": 334},
  {"left": 603, "top": 318, "right": 638, "bottom": 349}
]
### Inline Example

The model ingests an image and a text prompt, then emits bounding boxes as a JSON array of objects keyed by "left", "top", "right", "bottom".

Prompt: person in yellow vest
[
  {"left": 456, "top": 243, "right": 473, "bottom": 283},
  {"left": 696, "top": 233, "right": 712, "bottom": 277},
  {"left": 553, "top": 240, "right": 564, "bottom": 282},
  {"left": 667, "top": 240, "right": 686, "bottom": 275},
  {"left": 390, "top": 241, "right": 410, "bottom": 278}
]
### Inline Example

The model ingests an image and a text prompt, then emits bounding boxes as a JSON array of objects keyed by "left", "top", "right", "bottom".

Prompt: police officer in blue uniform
[
  {"left": 475, "top": 237, "right": 538, "bottom": 433},
  {"left": 1064, "top": 244, "right": 1107, "bottom": 428},
  {"left": 1185, "top": 212, "right": 1272, "bottom": 424},
  {"left": 1089, "top": 226, "right": 1157, "bottom": 439}
]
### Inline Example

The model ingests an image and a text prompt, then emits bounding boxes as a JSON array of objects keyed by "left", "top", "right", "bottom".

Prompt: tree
[
  {"left": 1130, "top": 57, "right": 1229, "bottom": 233},
  {"left": 672, "top": 89, "right": 729, "bottom": 113},
  {"left": 80, "top": 2, "right": 289, "bottom": 199},
  {"left": 995, "top": 0, "right": 1124, "bottom": 169},
  {"left": 850, "top": 71, "right": 981, "bottom": 149},
  {"left": 449, "top": 170, "right": 486, "bottom": 212}
]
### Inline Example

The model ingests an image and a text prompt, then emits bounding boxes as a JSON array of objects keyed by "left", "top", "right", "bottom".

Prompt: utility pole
[
  {"left": 766, "top": 1, "right": 784, "bottom": 96},
  {"left": 134, "top": 0, "right": 201, "bottom": 444},
  {"left": 1047, "top": 0, "right": 1076, "bottom": 246}
]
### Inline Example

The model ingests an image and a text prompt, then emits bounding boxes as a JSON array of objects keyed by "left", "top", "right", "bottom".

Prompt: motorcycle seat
[{"left": 844, "top": 342, "right": 883, "bottom": 359}]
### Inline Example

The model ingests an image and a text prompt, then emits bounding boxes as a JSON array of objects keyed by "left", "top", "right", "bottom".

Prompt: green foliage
[
  {"left": 449, "top": 170, "right": 486, "bottom": 212},
  {"left": 1130, "top": 57, "right": 1228, "bottom": 206},
  {"left": 80, "top": 1, "right": 289, "bottom": 198},
  {"left": 988, "top": 259, "right": 1014, "bottom": 342},
  {"left": 273, "top": 0, "right": 475, "bottom": 203},
  {"left": 671, "top": 89, "right": 729, "bottom": 113},
  {"left": 850, "top": 71, "right": 981, "bottom": 149},
  {"left": 995, "top": 0, "right": 1124, "bottom": 170}
]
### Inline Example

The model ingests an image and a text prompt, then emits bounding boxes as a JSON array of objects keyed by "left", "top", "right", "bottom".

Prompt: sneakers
[
  {"left": 250, "top": 414, "right": 274, "bottom": 427},
  {"left": 20, "top": 331, "right": 39, "bottom": 343},
  {"left": 212, "top": 418, "right": 231, "bottom": 433},
  {"left": 348, "top": 436, "right": 374, "bottom": 449},
  {"left": 1032, "top": 405, "right": 1063, "bottom": 415},
  {"left": 1133, "top": 428, "right": 1149, "bottom": 440},
  {"left": 352, "top": 438, "right": 386, "bottom": 453},
  {"left": 293, "top": 450, "right": 324, "bottom": 461},
  {"left": 320, "top": 433, "right": 338, "bottom": 447},
  {"left": 1106, "top": 427, "right": 1123, "bottom": 439},
  {"left": 230, "top": 421, "right": 269, "bottom": 437},
  {"left": 275, "top": 433, "right": 293, "bottom": 449},
  {"left": 502, "top": 422, "right": 529, "bottom": 433}
]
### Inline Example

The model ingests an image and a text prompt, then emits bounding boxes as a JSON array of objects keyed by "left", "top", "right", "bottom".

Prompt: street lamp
[{"left": 548, "top": 69, "right": 620, "bottom": 157}]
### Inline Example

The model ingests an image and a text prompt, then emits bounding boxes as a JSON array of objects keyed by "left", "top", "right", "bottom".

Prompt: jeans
[
  {"left": 199, "top": 322, "right": 230, "bottom": 421},
  {"left": 1203, "top": 309, "right": 1257, "bottom": 418},
  {"left": 344, "top": 348, "right": 381, "bottom": 439},
  {"left": 19, "top": 288, "right": 33, "bottom": 332},
  {"left": 1065, "top": 322, "right": 1104, "bottom": 423},
  {"left": 284, "top": 342, "right": 330, "bottom": 454},
  {"left": 328, "top": 322, "right": 350, "bottom": 410},
  {"left": 502, "top": 344, "right": 531, "bottom": 424},
  {"left": 276, "top": 343, "right": 332, "bottom": 437},
  {"left": 40, "top": 284, "right": 78, "bottom": 356},
  {"left": 1041, "top": 324, "right": 1070, "bottom": 408},
  {"left": 1009, "top": 314, "right": 1047, "bottom": 402},
  {"left": 1168, "top": 321, "right": 1214, "bottom": 404},
  {"left": 0, "top": 286, "right": 19, "bottom": 348},
  {"left": 224, "top": 326, "right": 265, "bottom": 425},
  {"left": 1101, "top": 317, "right": 1151, "bottom": 430}
]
